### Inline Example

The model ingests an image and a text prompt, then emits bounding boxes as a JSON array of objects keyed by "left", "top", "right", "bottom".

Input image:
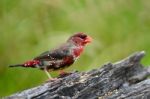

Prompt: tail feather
[
  {"left": 9, "top": 60, "right": 40, "bottom": 68},
  {"left": 9, "top": 64, "right": 24, "bottom": 67}
]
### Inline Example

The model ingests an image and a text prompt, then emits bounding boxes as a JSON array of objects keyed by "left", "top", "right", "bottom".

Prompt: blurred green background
[{"left": 0, "top": 0, "right": 150, "bottom": 97}]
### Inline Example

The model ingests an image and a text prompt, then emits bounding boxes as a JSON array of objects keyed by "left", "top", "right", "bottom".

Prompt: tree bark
[{"left": 5, "top": 51, "right": 150, "bottom": 99}]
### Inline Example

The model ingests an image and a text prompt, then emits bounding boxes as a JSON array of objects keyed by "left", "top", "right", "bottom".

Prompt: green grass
[{"left": 0, "top": 0, "right": 150, "bottom": 97}]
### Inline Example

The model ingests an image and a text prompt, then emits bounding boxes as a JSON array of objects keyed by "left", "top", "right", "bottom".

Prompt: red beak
[{"left": 84, "top": 36, "right": 92, "bottom": 43}]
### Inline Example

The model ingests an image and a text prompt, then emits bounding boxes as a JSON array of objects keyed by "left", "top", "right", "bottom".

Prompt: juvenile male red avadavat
[{"left": 9, "top": 32, "right": 92, "bottom": 79}]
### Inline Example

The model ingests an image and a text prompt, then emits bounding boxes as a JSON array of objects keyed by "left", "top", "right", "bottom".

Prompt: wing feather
[{"left": 34, "top": 48, "right": 70, "bottom": 61}]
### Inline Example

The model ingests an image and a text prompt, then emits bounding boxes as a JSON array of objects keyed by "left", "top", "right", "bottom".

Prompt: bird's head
[{"left": 68, "top": 32, "right": 92, "bottom": 46}]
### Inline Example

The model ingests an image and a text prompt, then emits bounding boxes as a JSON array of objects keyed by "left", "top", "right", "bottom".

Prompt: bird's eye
[{"left": 79, "top": 35, "right": 87, "bottom": 39}]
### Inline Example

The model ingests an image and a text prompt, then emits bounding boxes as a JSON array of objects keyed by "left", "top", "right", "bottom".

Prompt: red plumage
[{"left": 9, "top": 32, "right": 92, "bottom": 78}]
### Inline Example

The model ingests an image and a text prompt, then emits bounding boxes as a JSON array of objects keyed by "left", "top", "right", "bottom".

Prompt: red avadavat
[{"left": 9, "top": 32, "right": 92, "bottom": 79}]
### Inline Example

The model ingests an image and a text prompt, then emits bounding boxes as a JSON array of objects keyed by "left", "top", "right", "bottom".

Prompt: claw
[{"left": 45, "top": 78, "right": 58, "bottom": 82}]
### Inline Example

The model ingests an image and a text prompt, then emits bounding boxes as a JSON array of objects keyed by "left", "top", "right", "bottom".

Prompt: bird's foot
[
  {"left": 45, "top": 78, "right": 58, "bottom": 82},
  {"left": 58, "top": 72, "right": 72, "bottom": 78},
  {"left": 58, "top": 70, "right": 79, "bottom": 78}
]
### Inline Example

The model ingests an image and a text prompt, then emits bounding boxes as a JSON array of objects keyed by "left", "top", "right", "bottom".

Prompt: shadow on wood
[{"left": 5, "top": 51, "right": 150, "bottom": 99}]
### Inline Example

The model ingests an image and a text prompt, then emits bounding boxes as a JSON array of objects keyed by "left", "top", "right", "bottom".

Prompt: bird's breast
[{"left": 73, "top": 47, "right": 84, "bottom": 58}]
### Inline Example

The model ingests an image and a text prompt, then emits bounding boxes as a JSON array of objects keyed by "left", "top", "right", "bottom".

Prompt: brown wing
[{"left": 34, "top": 48, "right": 70, "bottom": 61}]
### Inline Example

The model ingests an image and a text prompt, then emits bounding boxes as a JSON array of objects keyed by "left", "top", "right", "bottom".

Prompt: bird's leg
[
  {"left": 44, "top": 68, "right": 52, "bottom": 79},
  {"left": 44, "top": 68, "right": 58, "bottom": 82}
]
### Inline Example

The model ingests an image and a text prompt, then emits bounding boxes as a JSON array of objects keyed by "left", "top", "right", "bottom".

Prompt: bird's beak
[{"left": 84, "top": 36, "right": 92, "bottom": 43}]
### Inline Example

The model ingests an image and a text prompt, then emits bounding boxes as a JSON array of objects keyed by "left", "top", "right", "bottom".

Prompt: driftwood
[{"left": 5, "top": 51, "right": 150, "bottom": 99}]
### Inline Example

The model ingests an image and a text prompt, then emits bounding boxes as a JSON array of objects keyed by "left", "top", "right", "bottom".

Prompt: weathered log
[{"left": 5, "top": 51, "right": 150, "bottom": 99}]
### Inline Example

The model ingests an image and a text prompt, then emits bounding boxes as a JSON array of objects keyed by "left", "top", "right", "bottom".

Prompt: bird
[{"left": 9, "top": 32, "right": 92, "bottom": 79}]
